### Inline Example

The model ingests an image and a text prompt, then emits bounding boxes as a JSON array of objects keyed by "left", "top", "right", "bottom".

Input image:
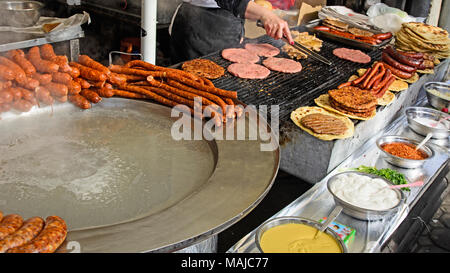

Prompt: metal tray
[
  {"left": 0, "top": 98, "right": 280, "bottom": 252},
  {"left": 305, "top": 19, "right": 392, "bottom": 51}
]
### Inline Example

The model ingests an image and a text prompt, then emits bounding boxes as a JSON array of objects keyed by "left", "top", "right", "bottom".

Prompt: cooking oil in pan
[{"left": 0, "top": 102, "right": 216, "bottom": 230}]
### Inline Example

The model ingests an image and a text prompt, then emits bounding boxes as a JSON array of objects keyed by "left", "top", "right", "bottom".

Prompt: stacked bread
[{"left": 395, "top": 22, "right": 450, "bottom": 59}]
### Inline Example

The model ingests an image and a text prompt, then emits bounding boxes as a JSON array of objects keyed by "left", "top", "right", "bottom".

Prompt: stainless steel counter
[{"left": 228, "top": 98, "right": 449, "bottom": 253}]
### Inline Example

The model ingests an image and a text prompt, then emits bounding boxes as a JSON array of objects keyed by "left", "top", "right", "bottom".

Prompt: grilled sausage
[
  {"left": 52, "top": 56, "right": 72, "bottom": 73},
  {"left": 0, "top": 217, "right": 44, "bottom": 253},
  {"left": 396, "top": 50, "right": 424, "bottom": 59},
  {"left": 27, "top": 47, "right": 59, "bottom": 74},
  {"left": 16, "top": 77, "right": 40, "bottom": 90},
  {"left": 363, "top": 62, "right": 383, "bottom": 88},
  {"left": 381, "top": 52, "right": 416, "bottom": 73},
  {"left": 69, "top": 62, "right": 107, "bottom": 82},
  {"left": 0, "top": 64, "right": 15, "bottom": 81},
  {"left": 12, "top": 99, "right": 33, "bottom": 112},
  {"left": 69, "top": 93, "right": 91, "bottom": 109},
  {"left": 68, "top": 66, "right": 80, "bottom": 78},
  {"left": 381, "top": 62, "right": 413, "bottom": 79},
  {"left": 78, "top": 55, "right": 111, "bottom": 75},
  {"left": 80, "top": 89, "right": 102, "bottom": 103},
  {"left": 31, "top": 73, "right": 52, "bottom": 85},
  {"left": 44, "top": 82, "right": 69, "bottom": 97},
  {"left": 67, "top": 80, "right": 82, "bottom": 95},
  {"left": 0, "top": 214, "right": 24, "bottom": 240},
  {"left": 0, "top": 57, "right": 26, "bottom": 82},
  {"left": 385, "top": 46, "right": 422, "bottom": 68},
  {"left": 40, "top": 44, "right": 58, "bottom": 61},
  {"left": 5, "top": 49, "right": 36, "bottom": 76},
  {"left": 35, "top": 86, "right": 54, "bottom": 105},
  {"left": 73, "top": 77, "right": 91, "bottom": 89},
  {"left": 51, "top": 72, "right": 72, "bottom": 85},
  {"left": 0, "top": 103, "right": 12, "bottom": 113},
  {"left": 7, "top": 216, "right": 67, "bottom": 253},
  {"left": 7, "top": 87, "right": 23, "bottom": 101},
  {"left": 372, "top": 32, "right": 392, "bottom": 40},
  {"left": 0, "top": 80, "right": 12, "bottom": 90},
  {"left": 0, "top": 89, "right": 13, "bottom": 103},
  {"left": 91, "top": 87, "right": 114, "bottom": 98}
]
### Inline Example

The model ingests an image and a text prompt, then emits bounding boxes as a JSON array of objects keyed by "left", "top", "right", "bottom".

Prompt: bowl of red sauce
[{"left": 376, "top": 135, "right": 433, "bottom": 169}]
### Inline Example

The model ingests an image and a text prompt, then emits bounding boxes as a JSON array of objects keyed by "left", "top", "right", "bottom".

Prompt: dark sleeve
[{"left": 215, "top": 0, "right": 251, "bottom": 19}]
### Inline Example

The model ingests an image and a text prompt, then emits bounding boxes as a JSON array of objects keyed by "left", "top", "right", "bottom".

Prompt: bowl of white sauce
[
  {"left": 327, "top": 171, "right": 405, "bottom": 221},
  {"left": 405, "top": 106, "right": 449, "bottom": 139}
]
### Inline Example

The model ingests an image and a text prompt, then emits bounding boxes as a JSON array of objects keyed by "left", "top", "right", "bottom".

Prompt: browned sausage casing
[
  {"left": 69, "top": 94, "right": 91, "bottom": 109},
  {"left": 7, "top": 216, "right": 67, "bottom": 253},
  {"left": 35, "top": 86, "right": 54, "bottom": 105},
  {"left": 0, "top": 214, "right": 24, "bottom": 240},
  {"left": 44, "top": 82, "right": 69, "bottom": 97},
  {"left": 381, "top": 52, "right": 416, "bottom": 73},
  {"left": 80, "top": 89, "right": 102, "bottom": 103},
  {"left": 12, "top": 99, "right": 33, "bottom": 112},
  {"left": 0, "top": 217, "right": 44, "bottom": 253}
]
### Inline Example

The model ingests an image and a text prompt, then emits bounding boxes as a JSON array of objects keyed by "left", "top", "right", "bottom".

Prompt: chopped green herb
[{"left": 352, "top": 165, "right": 410, "bottom": 191}]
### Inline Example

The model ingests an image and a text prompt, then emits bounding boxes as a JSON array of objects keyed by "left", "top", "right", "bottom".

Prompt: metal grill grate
[{"left": 202, "top": 30, "right": 382, "bottom": 122}]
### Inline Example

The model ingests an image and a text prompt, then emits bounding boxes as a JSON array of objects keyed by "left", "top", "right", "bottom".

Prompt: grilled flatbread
[
  {"left": 388, "top": 79, "right": 408, "bottom": 92},
  {"left": 291, "top": 106, "right": 354, "bottom": 140},
  {"left": 377, "top": 91, "right": 396, "bottom": 106}
]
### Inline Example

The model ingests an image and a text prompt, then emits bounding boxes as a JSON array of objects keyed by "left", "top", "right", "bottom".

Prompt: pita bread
[
  {"left": 290, "top": 106, "right": 354, "bottom": 141},
  {"left": 417, "top": 68, "right": 435, "bottom": 74},
  {"left": 348, "top": 75, "right": 359, "bottom": 82},
  {"left": 314, "top": 94, "right": 376, "bottom": 121},
  {"left": 377, "top": 91, "right": 396, "bottom": 106},
  {"left": 388, "top": 80, "right": 408, "bottom": 92}
]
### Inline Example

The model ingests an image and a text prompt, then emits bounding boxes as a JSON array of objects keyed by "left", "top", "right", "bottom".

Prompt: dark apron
[{"left": 170, "top": 3, "right": 245, "bottom": 63}]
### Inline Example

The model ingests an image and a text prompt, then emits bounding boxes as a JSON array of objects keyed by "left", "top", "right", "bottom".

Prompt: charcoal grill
[{"left": 202, "top": 26, "right": 382, "bottom": 122}]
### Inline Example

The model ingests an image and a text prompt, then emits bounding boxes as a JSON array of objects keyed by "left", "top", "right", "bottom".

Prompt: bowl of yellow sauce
[{"left": 255, "top": 216, "right": 347, "bottom": 253}]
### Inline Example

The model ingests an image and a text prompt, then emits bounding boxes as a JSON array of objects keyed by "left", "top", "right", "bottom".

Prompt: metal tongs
[{"left": 256, "top": 20, "right": 332, "bottom": 66}]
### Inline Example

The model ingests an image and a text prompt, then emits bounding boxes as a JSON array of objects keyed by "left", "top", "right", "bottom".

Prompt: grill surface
[{"left": 202, "top": 27, "right": 382, "bottom": 122}]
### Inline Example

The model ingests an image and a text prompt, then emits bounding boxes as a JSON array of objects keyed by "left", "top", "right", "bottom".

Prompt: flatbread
[
  {"left": 388, "top": 79, "right": 408, "bottom": 92},
  {"left": 290, "top": 106, "right": 354, "bottom": 140},
  {"left": 348, "top": 75, "right": 359, "bottom": 82},
  {"left": 377, "top": 91, "right": 396, "bottom": 106},
  {"left": 357, "top": 68, "right": 367, "bottom": 77},
  {"left": 417, "top": 68, "right": 435, "bottom": 74},
  {"left": 314, "top": 94, "right": 376, "bottom": 120}
]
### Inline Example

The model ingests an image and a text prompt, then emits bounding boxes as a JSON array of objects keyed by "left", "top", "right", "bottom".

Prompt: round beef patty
[
  {"left": 262, "top": 57, "right": 303, "bottom": 73},
  {"left": 332, "top": 48, "right": 371, "bottom": 64},
  {"left": 244, "top": 43, "right": 280, "bottom": 57},
  {"left": 221, "top": 48, "right": 260, "bottom": 63},
  {"left": 227, "top": 63, "right": 270, "bottom": 79}
]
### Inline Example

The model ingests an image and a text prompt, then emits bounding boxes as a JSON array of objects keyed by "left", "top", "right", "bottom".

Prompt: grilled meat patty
[
  {"left": 300, "top": 113, "right": 348, "bottom": 135},
  {"left": 182, "top": 59, "right": 225, "bottom": 79},
  {"left": 328, "top": 87, "right": 377, "bottom": 110}
]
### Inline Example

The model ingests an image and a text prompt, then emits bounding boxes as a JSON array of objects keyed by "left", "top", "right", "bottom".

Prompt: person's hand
[{"left": 260, "top": 12, "right": 294, "bottom": 45}]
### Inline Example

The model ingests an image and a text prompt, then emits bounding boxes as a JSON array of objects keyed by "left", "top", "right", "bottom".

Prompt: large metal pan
[{"left": 0, "top": 98, "right": 279, "bottom": 252}]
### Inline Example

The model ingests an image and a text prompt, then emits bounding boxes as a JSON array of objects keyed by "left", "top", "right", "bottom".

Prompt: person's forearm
[{"left": 244, "top": 1, "right": 272, "bottom": 21}]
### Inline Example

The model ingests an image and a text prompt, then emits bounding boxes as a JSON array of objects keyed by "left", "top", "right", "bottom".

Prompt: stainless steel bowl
[
  {"left": 376, "top": 135, "right": 434, "bottom": 169},
  {"left": 255, "top": 216, "right": 348, "bottom": 253},
  {"left": 406, "top": 106, "right": 450, "bottom": 139},
  {"left": 0, "top": 1, "right": 43, "bottom": 27},
  {"left": 327, "top": 171, "right": 405, "bottom": 221},
  {"left": 424, "top": 82, "right": 450, "bottom": 110}
]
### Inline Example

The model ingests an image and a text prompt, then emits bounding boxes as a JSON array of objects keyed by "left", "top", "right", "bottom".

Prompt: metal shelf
[{"left": 0, "top": 28, "right": 84, "bottom": 52}]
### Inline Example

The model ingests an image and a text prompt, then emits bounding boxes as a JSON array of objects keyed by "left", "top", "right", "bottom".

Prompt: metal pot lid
[{"left": 0, "top": 98, "right": 279, "bottom": 252}]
